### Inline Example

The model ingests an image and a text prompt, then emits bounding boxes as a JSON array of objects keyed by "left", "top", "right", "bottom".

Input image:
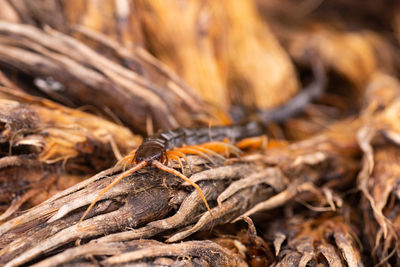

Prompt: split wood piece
[
  {"left": 102, "top": 240, "right": 247, "bottom": 266},
  {"left": 0, "top": 156, "right": 273, "bottom": 266},
  {"left": 235, "top": 182, "right": 319, "bottom": 221},
  {"left": 356, "top": 99, "right": 400, "bottom": 263},
  {"left": 0, "top": 86, "right": 140, "bottom": 165},
  {"left": 148, "top": 183, "right": 222, "bottom": 230},
  {"left": 217, "top": 168, "right": 287, "bottom": 205},
  {"left": 31, "top": 241, "right": 140, "bottom": 267},
  {"left": 0, "top": 171, "right": 57, "bottom": 221},
  {"left": 0, "top": 86, "right": 140, "bottom": 218},
  {"left": 184, "top": 164, "right": 255, "bottom": 185},
  {"left": 0, "top": 186, "right": 173, "bottom": 267},
  {"left": 167, "top": 186, "right": 275, "bottom": 243},
  {"left": 267, "top": 215, "right": 362, "bottom": 267}
]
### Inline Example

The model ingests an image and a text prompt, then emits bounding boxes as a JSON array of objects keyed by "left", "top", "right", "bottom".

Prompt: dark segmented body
[
  {"left": 133, "top": 121, "right": 264, "bottom": 163},
  {"left": 162, "top": 121, "right": 264, "bottom": 149},
  {"left": 134, "top": 52, "right": 327, "bottom": 164}
]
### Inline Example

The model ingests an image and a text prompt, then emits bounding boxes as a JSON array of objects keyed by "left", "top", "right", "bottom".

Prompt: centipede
[
  {"left": 78, "top": 52, "right": 326, "bottom": 224},
  {"left": 78, "top": 121, "right": 266, "bottom": 224}
]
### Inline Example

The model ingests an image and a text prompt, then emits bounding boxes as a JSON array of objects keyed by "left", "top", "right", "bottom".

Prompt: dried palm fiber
[
  {"left": 0, "top": 87, "right": 140, "bottom": 220},
  {"left": 135, "top": 0, "right": 299, "bottom": 113},
  {"left": 0, "top": 20, "right": 209, "bottom": 134}
]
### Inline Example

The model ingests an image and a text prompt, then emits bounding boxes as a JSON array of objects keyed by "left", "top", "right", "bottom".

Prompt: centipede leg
[
  {"left": 235, "top": 135, "right": 268, "bottom": 150},
  {"left": 152, "top": 160, "right": 212, "bottom": 214},
  {"left": 182, "top": 145, "right": 226, "bottom": 161},
  {"left": 167, "top": 153, "right": 184, "bottom": 171},
  {"left": 172, "top": 147, "right": 216, "bottom": 164},
  {"left": 184, "top": 141, "right": 242, "bottom": 158},
  {"left": 201, "top": 141, "right": 242, "bottom": 157},
  {"left": 167, "top": 150, "right": 191, "bottom": 171},
  {"left": 115, "top": 150, "right": 137, "bottom": 171},
  {"left": 78, "top": 160, "right": 147, "bottom": 225}
]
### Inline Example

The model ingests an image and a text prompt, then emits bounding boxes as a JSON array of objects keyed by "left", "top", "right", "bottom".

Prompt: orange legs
[
  {"left": 78, "top": 159, "right": 211, "bottom": 225},
  {"left": 181, "top": 145, "right": 226, "bottom": 161},
  {"left": 166, "top": 153, "right": 185, "bottom": 171},
  {"left": 167, "top": 150, "right": 192, "bottom": 172},
  {"left": 115, "top": 150, "right": 137, "bottom": 170},
  {"left": 235, "top": 135, "right": 268, "bottom": 150},
  {"left": 78, "top": 140, "right": 250, "bottom": 224},
  {"left": 170, "top": 147, "right": 216, "bottom": 164},
  {"left": 170, "top": 141, "right": 242, "bottom": 163},
  {"left": 78, "top": 161, "right": 147, "bottom": 224},
  {"left": 199, "top": 141, "right": 242, "bottom": 157},
  {"left": 152, "top": 160, "right": 211, "bottom": 213}
]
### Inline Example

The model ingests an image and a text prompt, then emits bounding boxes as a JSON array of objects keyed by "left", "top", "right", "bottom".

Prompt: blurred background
[{"left": 1, "top": 0, "right": 399, "bottom": 135}]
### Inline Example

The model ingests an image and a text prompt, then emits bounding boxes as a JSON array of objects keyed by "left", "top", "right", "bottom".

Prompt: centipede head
[{"left": 133, "top": 139, "right": 168, "bottom": 165}]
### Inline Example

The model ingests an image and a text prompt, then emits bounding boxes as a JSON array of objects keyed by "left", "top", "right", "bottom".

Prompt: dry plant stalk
[
  {"left": 0, "top": 86, "right": 140, "bottom": 220},
  {"left": 0, "top": 20, "right": 208, "bottom": 134},
  {"left": 136, "top": 0, "right": 299, "bottom": 111}
]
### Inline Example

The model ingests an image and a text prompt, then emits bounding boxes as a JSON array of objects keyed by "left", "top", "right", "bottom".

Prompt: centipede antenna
[
  {"left": 152, "top": 160, "right": 212, "bottom": 214},
  {"left": 78, "top": 160, "right": 147, "bottom": 225}
]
